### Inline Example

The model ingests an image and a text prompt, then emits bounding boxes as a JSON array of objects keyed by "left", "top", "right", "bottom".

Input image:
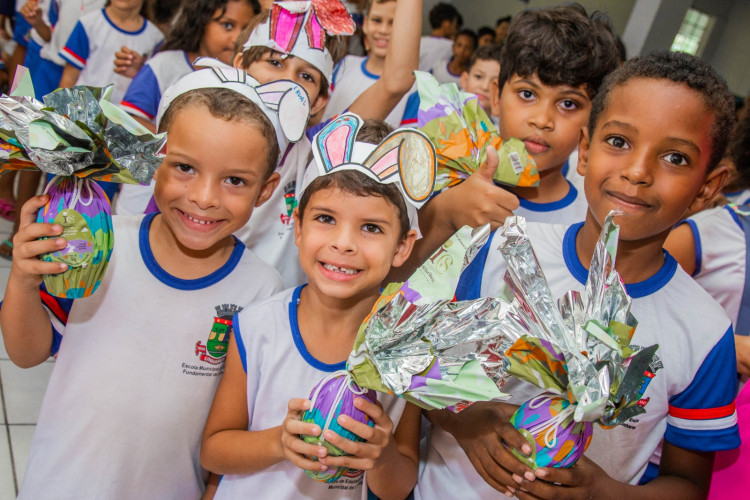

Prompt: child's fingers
[
  {"left": 283, "top": 418, "right": 320, "bottom": 439},
  {"left": 282, "top": 434, "right": 327, "bottom": 460},
  {"left": 18, "top": 195, "right": 51, "bottom": 228},
  {"left": 16, "top": 259, "right": 67, "bottom": 277},
  {"left": 287, "top": 398, "right": 311, "bottom": 414},
  {"left": 13, "top": 236, "right": 66, "bottom": 262},
  {"left": 477, "top": 145, "right": 499, "bottom": 182},
  {"left": 320, "top": 428, "right": 371, "bottom": 459}
]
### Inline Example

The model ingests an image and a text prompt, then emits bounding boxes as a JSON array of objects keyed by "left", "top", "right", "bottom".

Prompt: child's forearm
[
  {"left": 33, "top": 22, "right": 51, "bottom": 42},
  {"left": 58, "top": 64, "right": 81, "bottom": 89},
  {"left": 349, "top": 0, "right": 422, "bottom": 120},
  {"left": 200, "top": 427, "right": 285, "bottom": 475},
  {"left": 0, "top": 275, "right": 54, "bottom": 367}
]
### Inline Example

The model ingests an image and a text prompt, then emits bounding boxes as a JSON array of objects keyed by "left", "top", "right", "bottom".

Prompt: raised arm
[{"left": 348, "top": 0, "right": 421, "bottom": 120}]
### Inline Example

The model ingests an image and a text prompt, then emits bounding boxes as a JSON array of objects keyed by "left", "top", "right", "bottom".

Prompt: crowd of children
[{"left": 0, "top": 0, "right": 747, "bottom": 498}]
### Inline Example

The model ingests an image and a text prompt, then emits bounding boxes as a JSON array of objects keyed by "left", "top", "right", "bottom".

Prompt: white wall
[{"left": 422, "top": 0, "right": 635, "bottom": 36}]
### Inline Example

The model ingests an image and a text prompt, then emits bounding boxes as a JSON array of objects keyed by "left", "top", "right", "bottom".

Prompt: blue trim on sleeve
[
  {"left": 518, "top": 180, "right": 576, "bottom": 212},
  {"left": 638, "top": 462, "right": 659, "bottom": 485},
  {"left": 121, "top": 64, "right": 161, "bottom": 119},
  {"left": 61, "top": 20, "right": 89, "bottom": 68},
  {"left": 233, "top": 313, "right": 248, "bottom": 374},
  {"left": 401, "top": 92, "right": 421, "bottom": 126},
  {"left": 562, "top": 222, "right": 678, "bottom": 298},
  {"left": 665, "top": 423, "right": 740, "bottom": 452},
  {"left": 48, "top": 0, "right": 59, "bottom": 27},
  {"left": 455, "top": 230, "right": 495, "bottom": 301},
  {"left": 102, "top": 8, "right": 147, "bottom": 35},
  {"left": 683, "top": 219, "right": 702, "bottom": 276},
  {"left": 288, "top": 285, "right": 347, "bottom": 372},
  {"left": 360, "top": 57, "right": 379, "bottom": 80},
  {"left": 669, "top": 326, "right": 738, "bottom": 411},
  {"left": 138, "top": 213, "right": 247, "bottom": 290}
]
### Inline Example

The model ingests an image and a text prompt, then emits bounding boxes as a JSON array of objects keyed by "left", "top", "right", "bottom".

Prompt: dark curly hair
[
  {"left": 729, "top": 101, "right": 750, "bottom": 188},
  {"left": 428, "top": 2, "right": 461, "bottom": 30},
  {"left": 589, "top": 50, "right": 736, "bottom": 172},
  {"left": 497, "top": 4, "right": 619, "bottom": 100},
  {"left": 162, "top": 0, "right": 258, "bottom": 53}
]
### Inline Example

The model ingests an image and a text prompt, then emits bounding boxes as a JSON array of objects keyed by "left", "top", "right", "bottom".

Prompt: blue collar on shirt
[
  {"left": 102, "top": 8, "right": 147, "bottom": 35},
  {"left": 562, "top": 222, "right": 678, "bottom": 298},
  {"left": 518, "top": 180, "right": 577, "bottom": 212},
  {"left": 360, "top": 57, "right": 380, "bottom": 80},
  {"left": 139, "top": 212, "right": 245, "bottom": 290},
  {"left": 288, "top": 285, "right": 348, "bottom": 372}
]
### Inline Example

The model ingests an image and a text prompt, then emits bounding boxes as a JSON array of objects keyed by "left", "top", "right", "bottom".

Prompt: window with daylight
[{"left": 671, "top": 8, "right": 713, "bottom": 56}]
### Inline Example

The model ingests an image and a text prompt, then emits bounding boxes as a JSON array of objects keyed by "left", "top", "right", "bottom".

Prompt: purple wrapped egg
[
  {"left": 509, "top": 394, "right": 593, "bottom": 469},
  {"left": 37, "top": 176, "right": 114, "bottom": 298},
  {"left": 301, "top": 371, "right": 376, "bottom": 483}
]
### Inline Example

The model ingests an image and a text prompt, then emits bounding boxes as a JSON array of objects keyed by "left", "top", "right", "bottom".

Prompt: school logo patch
[
  {"left": 280, "top": 181, "right": 297, "bottom": 225},
  {"left": 195, "top": 304, "right": 243, "bottom": 365}
]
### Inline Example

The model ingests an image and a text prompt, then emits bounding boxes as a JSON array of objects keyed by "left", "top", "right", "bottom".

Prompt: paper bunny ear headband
[
  {"left": 303, "top": 113, "right": 437, "bottom": 231},
  {"left": 243, "top": 0, "right": 355, "bottom": 83},
  {"left": 156, "top": 58, "right": 311, "bottom": 154}
]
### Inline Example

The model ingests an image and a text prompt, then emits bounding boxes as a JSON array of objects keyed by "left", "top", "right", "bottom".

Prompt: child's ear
[
  {"left": 233, "top": 53, "right": 244, "bottom": 69},
  {"left": 490, "top": 79, "right": 501, "bottom": 118},
  {"left": 459, "top": 71, "right": 469, "bottom": 90},
  {"left": 255, "top": 172, "right": 280, "bottom": 208},
  {"left": 310, "top": 92, "right": 329, "bottom": 116},
  {"left": 687, "top": 164, "right": 729, "bottom": 215},
  {"left": 577, "top": 127, "right": 591, "bottom": 177},
  {"left": 391, "top": 229, "right": 418, "bottom": 268},
  {"left": 293, "top": 207, "right": 302, "bottom": 248}
]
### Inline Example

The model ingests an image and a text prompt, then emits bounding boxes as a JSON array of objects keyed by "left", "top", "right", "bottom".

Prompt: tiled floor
[{"left": 0, "top": 216, "right": 54, "bottom": 499}]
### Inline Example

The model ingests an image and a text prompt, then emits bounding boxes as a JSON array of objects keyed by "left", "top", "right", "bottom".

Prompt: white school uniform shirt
[
  {"left": 418, "top": 36, "right": 453, "bottom": 71},
  {"left": 428, "top": 56, "right": 462, "bottom": 86},
  {"left": 725, "top": 189, "right": 750, "bottom": 206},
  {"left": 513, "top": 160, "right": 589, "bottom": 225},
  {"left": 234, "top": 136, "right": 313, "bottom": 288},
  {"left": 19, "top": 214, "right": 283, "bottom": 500},
  {"left": 215, "top": 286, "right": 407, "bottom": 500},
  {"left": 60, "top": 8, "right": 163, "bottom": 104},
  {"left": 415, "top": 221, "right": 739, "bottom": 498},
  {"left": 684, "top": 205, "right": 746, "bottom": 329},
  {"left": 322, "top": 55, "right": 418, "bottom": 129},
  {"left": 120, "top": 49, "right": 194, "bottom": 122},
  {"left": 40, "top": 0, "right": 104, "bottom": 65}
]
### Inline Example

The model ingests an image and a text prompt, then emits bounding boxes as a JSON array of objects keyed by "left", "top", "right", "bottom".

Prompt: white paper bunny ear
[
  {"left": 362, "top": 129, "right": 437, "bottom": 208},
  {"left": 313, "top": 113, "right": 361, "bottom": 172},
  {"left": 157, "top": 58, "right": 311, "bottom": 154},
  {"left": 305, "top": 113, "right": 437, "bottom": 232}
]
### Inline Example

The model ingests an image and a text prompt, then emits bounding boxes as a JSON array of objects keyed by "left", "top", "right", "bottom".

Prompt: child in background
[
  {"left": 322, "top": 0, "right": 419, "bottom": 129},
  {"left": 32, "top": 0, "right": 104, "bottom": 97},
  {"left": 116, "top": 0, "right": 256, "bottom": 216},
  {"left": 421, "top": 50, "right": 739, "bottom": 499},
  {"left": 18, "top": 0, "right": 54, "bottom": 76},
  {"left": 429, "top": 28, "right": 475, "bottom": 86},
  {"left": 201, "top": 115, "right": 425, "bottom": 499},
  {"left": 418, "top": 1, "right": 460, "bottom": 71},
  {"left": 121, "top": 0, "right": 256, "bottom": 130},
  {"left": 59, "top": 0, "right": 163, "bottom": 105},
  {"left": 402, "top": 5, "right": 618, "bottom": 281},
  {"left": 230, "top": 0, "right": 421, "bottom": 287},
  {"left": 0, "top": 67, "right": 298, "bottom": 499},
  {"left": 494, "top": 15, "right": 511, "bottom": 44},
  {"left": 459, "top": 43, "right": 501, "bottom": 118},
  {"left": 476, "top": 26, "right": 495, "bottom": 47}
]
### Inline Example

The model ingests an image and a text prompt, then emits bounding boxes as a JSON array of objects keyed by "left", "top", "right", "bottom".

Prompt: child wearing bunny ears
[
  {"left": 0, "top": 66, "right": 313, "bottom": 499},
  {"left": 200, "top": 114, "right": 435, "bottom": 498}
]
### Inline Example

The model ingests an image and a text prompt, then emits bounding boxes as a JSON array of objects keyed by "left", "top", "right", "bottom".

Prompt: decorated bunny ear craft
[
  {"left": 305, "top": 113, "right": 437, "bottom": 233},
  {"left": 243, "top": 0, "right": 355, "bottom": 83},
  {"left": 156, "top": 58, "right": 311, "bottom": 153}
]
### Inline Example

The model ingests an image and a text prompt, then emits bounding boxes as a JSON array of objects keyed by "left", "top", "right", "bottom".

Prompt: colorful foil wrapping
[
  {"left": 301, "top": 372, "right": 376, "bottom": 483},
  {"left": 0, "top": 70, "right": 165, "bottom": 297},
  {"left": 415, "top": 71, "right": 539, "bottom": 191},
  {"left": 495, "top": 212, "right": 659, "bottom": 467}
]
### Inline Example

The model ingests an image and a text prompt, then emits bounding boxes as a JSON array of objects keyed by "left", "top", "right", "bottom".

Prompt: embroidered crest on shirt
[
  {"left": 195, "top": 304, "right": 243, "bottom": 365},
  {"left": 281, "top": 181, "right": 298, "bottom": 225}
]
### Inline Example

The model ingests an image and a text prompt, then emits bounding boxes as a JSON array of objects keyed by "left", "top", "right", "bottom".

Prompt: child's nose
[
  {"left": 188, "top": 179, "right": 220, "bottom": 209},
  {"left": 529, "top": 104, "right": 554, "bottom": 131},
  {"left": 329, "top": 225, "right": 357, "bottom": 254},
  {"left": 621, "top": 154, "right": 654, "bottom": 185}
]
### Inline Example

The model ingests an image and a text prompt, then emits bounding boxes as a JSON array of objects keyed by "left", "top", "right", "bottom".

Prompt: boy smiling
[{"left": 422, "top": 51, "right": 739, "bottom": 499}]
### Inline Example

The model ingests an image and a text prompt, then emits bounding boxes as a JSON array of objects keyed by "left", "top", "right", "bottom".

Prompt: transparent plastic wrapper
[
  {"left": 0, "top": 68, "right": 165, "bottom": 297},
  {"left": 415, "top": 71, "right": 539, "bottom": 191},
  {"left": 494, "top": 212, "right": 659, "bottom": 468}
]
